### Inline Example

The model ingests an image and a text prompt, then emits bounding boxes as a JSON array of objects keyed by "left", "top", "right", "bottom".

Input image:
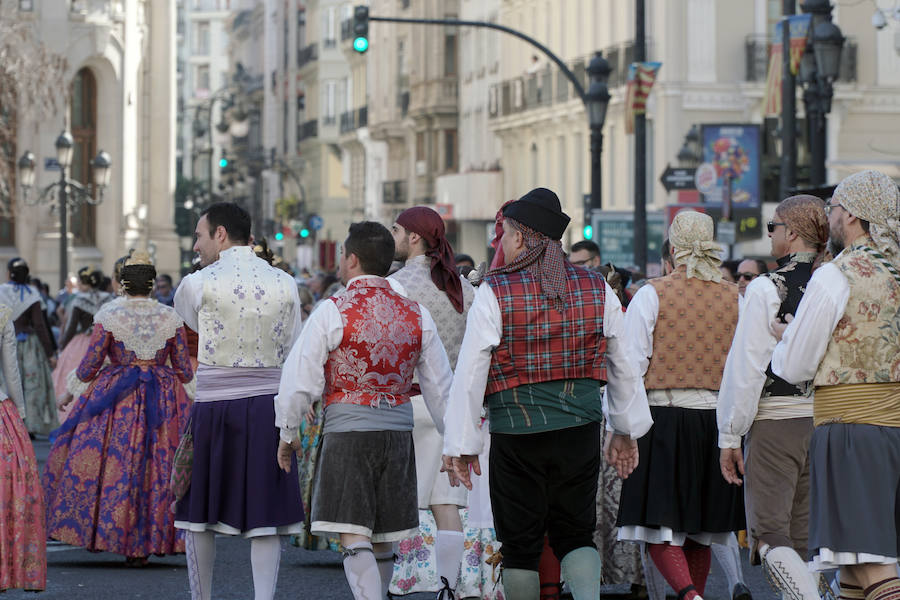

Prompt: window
[
  {"left": 70, "top": 68, "right": 97, "bottom": 247},
  {"left": 195, "top": 65, "right": 210, "bottom": 94},
  {"left": 416, "top": 131, "right": 425, "bottom": 162},
  {"left": 444, "top": 34, "right": 457, "bottom": 76},
  {"left": 194, "top": 21, "right": 210, "bottom": 55},
  {"left": 444, "top": 129, "right": 457, "bottom": 172}
]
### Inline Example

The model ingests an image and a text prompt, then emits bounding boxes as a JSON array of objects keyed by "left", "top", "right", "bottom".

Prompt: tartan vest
[
  {"left": 323, "top": 277, "right": 423, "bottom": 408},
  {"left": 813, "top": 241, "right": 900, "bottom": 387},
  {"left": 484, "top": 263, "right": 608, "bottom": 396},
  {"left": 645, "top": 269, "right": 739, "bottom": 390}
]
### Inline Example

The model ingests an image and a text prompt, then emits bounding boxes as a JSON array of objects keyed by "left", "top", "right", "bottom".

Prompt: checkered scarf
[{"left": 487, "top": 217, "right": 567, "bottom": 311}]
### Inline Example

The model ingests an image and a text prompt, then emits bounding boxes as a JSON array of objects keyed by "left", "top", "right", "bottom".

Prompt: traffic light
[
  {"left": 583, "top": 224, "right": 593, "bottom": 240},
  {"left": 274, "top": 231, "right": 284, "bottom": 241},
  {"left": 299, "top": 228, "right": 310, "bottom": 238},
  {"left": 352, "top": 6, "right": 369, "bottom": 53},
  {"left": 219, "top": 157, "right": 228, "bottom": 169}
]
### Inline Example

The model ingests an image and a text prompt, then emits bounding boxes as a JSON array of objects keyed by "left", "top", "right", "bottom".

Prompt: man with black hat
[
  {"left": 442, "top": 188, "right": 652, "bottom": 600},
  {"left": 389, "top": 206, "right": 476, "bottom": 598}
]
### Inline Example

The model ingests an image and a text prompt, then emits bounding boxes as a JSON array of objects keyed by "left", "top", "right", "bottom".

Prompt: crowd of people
[{"left": 0, "top": 168, "right": 897, "bottom": 600}]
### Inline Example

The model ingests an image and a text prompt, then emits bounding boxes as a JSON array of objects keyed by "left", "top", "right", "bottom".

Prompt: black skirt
[{"left": 616, "top": 405, "right": 745, "bottom": 535}]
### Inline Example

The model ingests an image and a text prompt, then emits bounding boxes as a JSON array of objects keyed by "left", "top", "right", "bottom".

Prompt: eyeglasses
[
  {"left": 737, "top": 272, "right": 758, "bottom": 281},
  {"left": 570, "top": 258, "right": 591, "bottom": 266},
  {"left": 766, "top": 221, "right": 786, "bottom": 233},
  {"left": 824, "top": 202, "right": 844, "bottom": 215}
]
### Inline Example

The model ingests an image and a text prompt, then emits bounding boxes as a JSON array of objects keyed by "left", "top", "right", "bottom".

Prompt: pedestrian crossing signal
[
  {"left": 300, "top": 228, "right": 310, "bottom": 238},
  {"left": 274, "top": 232, "right": 284, "bottom": 241}
]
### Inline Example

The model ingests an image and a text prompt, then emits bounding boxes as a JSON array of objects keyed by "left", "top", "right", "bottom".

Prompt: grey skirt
[
  {"left": 808, "top": 423, "right": 900, "bottom": 563},
  {"left": 311, "top": 430, "right": 419, "bottom": 543}
]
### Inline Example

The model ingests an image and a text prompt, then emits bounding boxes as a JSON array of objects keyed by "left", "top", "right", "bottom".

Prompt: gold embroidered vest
[
  {"left": 644, "top": 269, "right": 739, "bottom": 391},
  {"left": 813, "top": 241, "right": 900, "bottom": 387}
]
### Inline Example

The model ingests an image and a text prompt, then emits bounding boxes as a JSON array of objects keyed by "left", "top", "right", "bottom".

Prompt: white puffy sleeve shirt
[
  {"left": 442, "top": 280, "right": 653, "bottom": 457},
  {"left": 771, "top": 263, "right": 849, "bottom": 384},
  {"left": 274, "top": 276, "right": 453, "bottom": 443},
  {"left": 716, "top": 276, "right": 782, "bottom": 448}
]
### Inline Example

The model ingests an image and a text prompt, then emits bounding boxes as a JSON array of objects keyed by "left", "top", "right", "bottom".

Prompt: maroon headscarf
[{"left": 395, "top": 207, "right": 465, "bottom": 313}]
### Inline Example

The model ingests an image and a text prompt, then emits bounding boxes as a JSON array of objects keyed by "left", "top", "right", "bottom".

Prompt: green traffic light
[
  {"left": 300, "top": 228, "right": 310, "bottom": 238},
  {"left": 274, "top": 232, "right": 284, "bottom": 241},
  {"left": 219, "top": 158, "right": 228, "bottom": 168},
  {"left": 353, "top": 37, "right": 369, "bottom": 52},
  {"left": 583, "top": 225, "right": 593, "bottom": 239}
]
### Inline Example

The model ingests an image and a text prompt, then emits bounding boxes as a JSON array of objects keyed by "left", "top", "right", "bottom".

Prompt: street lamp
[
  {"left": 17, "top": 130, "right": 112, "bottom": 290},
  {"left": 799, "top": 0, "right": 844, "bottom": 186},
  {"left": 585, "top": 51, "right": 611, "bottom": 236}
]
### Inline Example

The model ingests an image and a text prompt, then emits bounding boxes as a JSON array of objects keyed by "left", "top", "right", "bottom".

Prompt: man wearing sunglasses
[
  {"left": 735, "top": 259, "right": 768, "bottom": 297},
  {"left": 772, "top": 170, "right": 900, "bottom": 600},
  {"left": 718, "top": 195, "right": 829, "bottom": 600}
]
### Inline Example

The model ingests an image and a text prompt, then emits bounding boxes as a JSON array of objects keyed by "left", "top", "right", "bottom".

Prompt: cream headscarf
[
  {"left": 832, "top": 169, "right": 900, "bottom": 271},
  {"left": 668, "top": 210, "right": 723, "bottom": 282}
]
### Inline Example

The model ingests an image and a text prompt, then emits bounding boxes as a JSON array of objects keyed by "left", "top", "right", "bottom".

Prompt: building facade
[{"left": 10, "top": 0, "right": 180, "bottom": 284}]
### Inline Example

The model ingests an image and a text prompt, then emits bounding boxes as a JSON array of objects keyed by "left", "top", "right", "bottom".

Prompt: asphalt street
[{"left": 8, "top": 438, "right": 777, "bottom": 599}]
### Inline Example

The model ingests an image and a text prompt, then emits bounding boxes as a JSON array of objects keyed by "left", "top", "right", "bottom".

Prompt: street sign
[
  {"left": 44, "top": 157, "right": 60, "bottom": 171},
  {"left": 717, "top": 220, "right": 737, "bottom": 245},
  {"left": 659, "top": 166, "right": 697, "bottom": 192},
  {"left": 308, "top": 215, "right": 324, "bottom": 231},
  {"left": 590, "top": 211, "right": 666, "bottom": 268}
]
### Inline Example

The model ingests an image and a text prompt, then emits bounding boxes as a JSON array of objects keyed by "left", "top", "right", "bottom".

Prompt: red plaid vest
[
  {"left": 323, "top": 277, "right": 423, "bottom": 408},
  {"left": 483, "top": 263, "right": 608, "bottom": 395}
]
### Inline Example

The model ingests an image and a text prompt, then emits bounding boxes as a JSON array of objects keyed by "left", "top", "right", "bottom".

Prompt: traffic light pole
[{"left": 366, "top": 16, "right": 587, "bottom": 102}]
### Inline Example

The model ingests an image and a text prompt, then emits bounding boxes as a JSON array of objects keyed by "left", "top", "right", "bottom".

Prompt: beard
[{"left": 827, "top": 222, "right": 845, "bottom": 256}]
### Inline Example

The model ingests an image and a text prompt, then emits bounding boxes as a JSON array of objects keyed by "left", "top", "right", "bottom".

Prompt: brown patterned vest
[
  {"left": 813, "top": 241, "right": 900, "bottom": 387},
  {"left": 644, "top": 269, "right": 739, "bottom": 390}
]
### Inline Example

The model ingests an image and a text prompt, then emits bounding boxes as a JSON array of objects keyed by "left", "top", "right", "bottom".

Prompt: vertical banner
[
  {"left": 763, "top": 15, "right": 811, "bottom": 117},
  {"left": 624, "top": 62, "right": 662, "bottom": 134}
]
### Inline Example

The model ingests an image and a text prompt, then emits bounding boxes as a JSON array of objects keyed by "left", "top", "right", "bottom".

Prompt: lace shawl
[{"left": 93, "top": 297, "right": 184, "bottom": 360}]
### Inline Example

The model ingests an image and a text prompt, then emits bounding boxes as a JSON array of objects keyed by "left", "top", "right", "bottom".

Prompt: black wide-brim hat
[{"left": 502, "top": 187, "right": 571, "bottom": 240}]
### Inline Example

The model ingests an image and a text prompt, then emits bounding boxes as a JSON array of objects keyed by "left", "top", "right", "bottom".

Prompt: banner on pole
[
  {"left": 763, "top": 15, "right": 811, "bottom": 117},
  {"left": 625, "top": 62, "right": 662, "bottom": 134}
]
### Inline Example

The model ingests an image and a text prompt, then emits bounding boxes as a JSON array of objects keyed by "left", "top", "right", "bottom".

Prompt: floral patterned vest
[
  {"left": 198, "top": 246, "right": 297, "bottom": 367},
  {"left": 323, "top": 277, "right": 423, "bottom": 408},
  {"left": 645, "top": 269, "right": 739, "bottom": 390},
  {"left": 813, "top": 240, "right": 900, "bottom": 386}
]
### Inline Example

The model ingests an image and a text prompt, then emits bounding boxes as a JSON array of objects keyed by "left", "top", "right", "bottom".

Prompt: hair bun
[{"left": 125, "top": 251, "right": 153, "bottom": 267}]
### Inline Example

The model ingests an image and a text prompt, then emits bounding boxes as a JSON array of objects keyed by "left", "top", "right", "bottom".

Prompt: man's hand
[
  {"left": 771, "top": 313, "right": 793, "bottom": 341},
  {"left": 304, "top": 401, "right": 318, "bottom": 425},
  {"left": 277, "top": 438, "right": 302, "bottom": 473},
  {"left": 56, "top": 392, "right": 73, "bottom": 410},
  {"left": 604, "top": 433, "right": 639, "bottom": 479},
  {"left": 441, "top": 454, "right": 481, "bottom": 490},
  {"left": 719, "top": 447, "right": 744, "bottom": 485}
]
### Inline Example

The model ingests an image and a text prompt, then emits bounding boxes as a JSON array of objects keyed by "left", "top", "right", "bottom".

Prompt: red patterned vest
[
  {"left": 323, "top": 277, "right": 423, "bottom": 408},
  {"left": 483, "top": 263, "right": 608, "bottom": 396}
]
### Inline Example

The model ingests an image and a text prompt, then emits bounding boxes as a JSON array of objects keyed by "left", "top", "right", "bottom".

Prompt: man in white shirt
[
  {"left": 718, "top": 195, "right": 829, "bottom": 600},
  {"left": 174, "top": 202, "right": 304, "bottom": 600},
  {"left": 389, "top": 206, "right": 475, "bottom": 599},
  {"left": 772, "top": 170, "right": 900, "bottom": 600},
  {"left": 275, "top": 221, "right": 453, "bottom": 600},
  {"left": 441, "top": 188, "right": 651, "bottom": 600}
]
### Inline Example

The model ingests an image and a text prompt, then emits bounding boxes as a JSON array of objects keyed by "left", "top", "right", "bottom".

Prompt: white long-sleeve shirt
[
  {"left": 442, "top": 280, "right": 653, "bottom": 457},
  {"left": 274, "top": 275, "right": 453, "bottom": 444},
  {"left": 717, "top": 276, "right": 813, "bottom": 449},
  {"left": 771, "top": 263, "right": 849, "bottom": 384}
]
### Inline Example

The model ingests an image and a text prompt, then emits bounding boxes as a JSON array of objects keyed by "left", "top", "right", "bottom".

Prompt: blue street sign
[
  {"left": 44, "top": 158, "right": 60, "bottom": 171},
  {"left": 308, "top": 215, "right": 324, "bottom": 231}
]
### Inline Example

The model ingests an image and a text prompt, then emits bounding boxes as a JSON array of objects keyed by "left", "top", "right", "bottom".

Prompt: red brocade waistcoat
[
  {"left": 483, "top": 263, "right": 608, "bottom": 396},
  {"left": 323, "top": 277, "right": 423, "bottom": 408}
]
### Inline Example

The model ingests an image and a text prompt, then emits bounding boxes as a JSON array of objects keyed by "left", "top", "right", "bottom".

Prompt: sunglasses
[
  {"left": 736, "top": 272, "right": 758, "bottom": 281},
  {"left": 766, "top": 221, "right": 786, "bottom": 233}
]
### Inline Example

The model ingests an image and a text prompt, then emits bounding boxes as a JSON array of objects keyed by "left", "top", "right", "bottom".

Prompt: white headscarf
[
  {"left": 668, "top": 210, "right": 723, "bottom": 282},
  {"left": 833, "top": 169, "right": 900, "bottom": 271}
]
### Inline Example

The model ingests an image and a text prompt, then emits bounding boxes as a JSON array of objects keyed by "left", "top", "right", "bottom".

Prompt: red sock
[
  {"left": 538, "top": 535, "right": 561, "bottom": 599},
  {"left": 648, "top": 542, "right": 699, "bottom": 600},
  {"left": 683, "top": 540, "right": 712, "bottom": 596}
]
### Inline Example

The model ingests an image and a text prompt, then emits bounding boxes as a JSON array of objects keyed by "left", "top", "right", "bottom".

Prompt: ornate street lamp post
[{"left": 17, "top": 131, "right": 112, "bottom": 290}]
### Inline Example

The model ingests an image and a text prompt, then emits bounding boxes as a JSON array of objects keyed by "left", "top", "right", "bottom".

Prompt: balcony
[
  {"left": 297, "top": 119, "right": 318, "bottom": 142},
  {"left": 297, "top": 43, "right": 318, "bottom": 70},
  {"left": 382, "top": 180, "right": 408, "bottom": 205},
  {"left": 744, "top": 34, "right": 857, "bottom": 83}
]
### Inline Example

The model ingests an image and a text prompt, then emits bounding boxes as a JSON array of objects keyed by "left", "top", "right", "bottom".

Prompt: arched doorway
[{"left": 70, "top": 68, "right": 96, "bottom": 247}]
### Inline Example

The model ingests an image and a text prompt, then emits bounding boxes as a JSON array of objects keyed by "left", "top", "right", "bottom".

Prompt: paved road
[{"left": 7, "top": 439, "right": 777, "bottom": 599}]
